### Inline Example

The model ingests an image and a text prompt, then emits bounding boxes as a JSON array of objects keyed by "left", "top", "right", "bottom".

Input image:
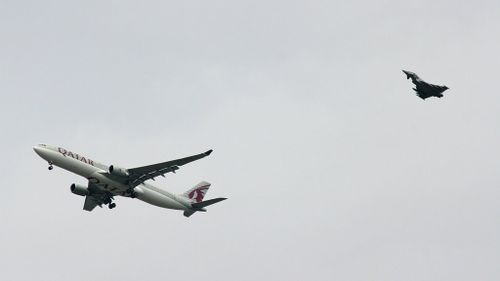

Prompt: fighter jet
[{"left": 402, "top": 70, "right": 449, "bottom": 100}]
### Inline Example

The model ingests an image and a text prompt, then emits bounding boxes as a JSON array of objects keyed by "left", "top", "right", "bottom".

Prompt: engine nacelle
[
  {"left": 109, "top": 165, "right": 129, "bottom": 177},
  {"left": 70, "top": 183, "right": 89, "bottom": 196}
]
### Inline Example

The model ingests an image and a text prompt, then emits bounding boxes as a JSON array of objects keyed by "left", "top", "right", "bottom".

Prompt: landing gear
[
  {"left": 48, "top": 162, "right": 53, "bottom": 170},
  {"left": 108, "top": 203, "right": 116, "bottom": 209}
]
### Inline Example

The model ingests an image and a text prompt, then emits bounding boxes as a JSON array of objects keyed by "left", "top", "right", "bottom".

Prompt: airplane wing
[
  {"left": 414, "top": 85, "right": 431, "bottom": 99},
  {"left": 415, "top": 82, "right": 446, "bottom": 99},
  {"left": 83, "top": 195, "right": 101, "bottom": 211},
  {"left": 126, "top": 150, "right": 213, "bottom": 187},
  {"left": 82, "top": 182, "right": 114, "bottom": 211}
]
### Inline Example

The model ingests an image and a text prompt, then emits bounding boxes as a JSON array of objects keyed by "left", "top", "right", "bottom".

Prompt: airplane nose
[{"left": 33, "top": 145, "right": 44, "bottom": 157}]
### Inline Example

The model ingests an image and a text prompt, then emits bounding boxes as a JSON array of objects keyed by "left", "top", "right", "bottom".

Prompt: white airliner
[{"left": 33, "top": 144, "right": 226, "bottom": 217}]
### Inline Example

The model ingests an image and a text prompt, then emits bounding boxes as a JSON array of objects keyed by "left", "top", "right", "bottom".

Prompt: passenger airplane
[{"left": 33, "top": 144, "right": 226, "bottom": 217}]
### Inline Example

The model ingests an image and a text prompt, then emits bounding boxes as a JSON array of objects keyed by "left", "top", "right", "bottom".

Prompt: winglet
[{"left": 204, "top": 149, "right": 213, "bottom": 156}]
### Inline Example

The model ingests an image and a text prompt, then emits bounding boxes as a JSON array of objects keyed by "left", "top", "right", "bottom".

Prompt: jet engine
[
  {"left": 70, "top": 183, "right": 89, "bottom": 196},
  {"left": 109, "top": 165, "right": 129, "bottom": 177}
]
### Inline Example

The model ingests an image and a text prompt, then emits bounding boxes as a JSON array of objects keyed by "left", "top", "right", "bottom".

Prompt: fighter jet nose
[{"left": 402, "top": 70, "right": 412, "bottom": 79}]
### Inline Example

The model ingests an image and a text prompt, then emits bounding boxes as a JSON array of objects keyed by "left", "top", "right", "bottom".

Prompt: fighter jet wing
[
  {"left": 127, "top": 150, "right": 213, "bottom": 187},
  {"left": 415, "top": 83, "right": 448, "bottom": 99},
  {"left": 414, "top": 84, "right": 433, "bottom": 99}
]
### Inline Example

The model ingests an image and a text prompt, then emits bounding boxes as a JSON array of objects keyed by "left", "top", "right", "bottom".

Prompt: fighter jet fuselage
[{"left": 402, "top": 70, "right": 449, "bottom": 100}]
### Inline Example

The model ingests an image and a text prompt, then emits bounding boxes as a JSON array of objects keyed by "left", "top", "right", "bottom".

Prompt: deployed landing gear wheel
[
  {"left": 108, "top": 203, "right": 116, "bottom": 209},
  {"left": 48, "top": 165, "right": 53, "bottom": 170}
]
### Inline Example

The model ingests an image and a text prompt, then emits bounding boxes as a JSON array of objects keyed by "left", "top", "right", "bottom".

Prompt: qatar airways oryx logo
[
  {"left": 188, "top": 186, "right": 209, "bottom": 203},
  {"left": 58, "top": 147, "right": 94, "bottom": 166}
]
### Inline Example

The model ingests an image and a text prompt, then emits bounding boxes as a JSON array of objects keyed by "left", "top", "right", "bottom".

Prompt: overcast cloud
[{"left": 1, "top": 1, "right": 500, "bottom": 280}]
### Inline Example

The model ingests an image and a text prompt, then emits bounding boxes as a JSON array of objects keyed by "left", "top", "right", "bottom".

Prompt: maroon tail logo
[{"left": 188, "top": 186, "right": 209, "bottom": 203}]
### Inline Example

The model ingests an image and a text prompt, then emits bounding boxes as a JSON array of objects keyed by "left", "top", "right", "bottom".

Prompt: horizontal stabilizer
[
  {"left": 191, "top": 197, "right": 227, "bottom": 209},
  {"left": 183, "top": 210, "right": 196, "bottom": 217}
]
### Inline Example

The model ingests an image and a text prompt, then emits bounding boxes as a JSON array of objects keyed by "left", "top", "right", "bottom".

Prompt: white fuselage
[{"left": 33, "top": 144, "right": 192, "bottom": 211}]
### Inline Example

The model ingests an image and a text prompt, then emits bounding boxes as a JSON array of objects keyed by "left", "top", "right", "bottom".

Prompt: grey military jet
[{"left": 402, "top": 70, "right": 449, "bottom": 100}]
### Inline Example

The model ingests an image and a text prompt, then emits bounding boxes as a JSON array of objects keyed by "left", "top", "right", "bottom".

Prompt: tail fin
[{"left": 183, "top": 181, "right": 210, "bottom": 203}]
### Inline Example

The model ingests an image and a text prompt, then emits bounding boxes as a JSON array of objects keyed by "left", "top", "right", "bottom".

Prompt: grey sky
[{"left": 1, "top": 0, "right": 500, "bottom": 280}]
